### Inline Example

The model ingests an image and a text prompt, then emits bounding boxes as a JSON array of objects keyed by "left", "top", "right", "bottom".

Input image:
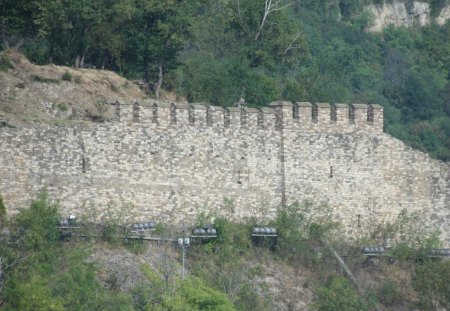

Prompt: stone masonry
[{"left": 0, "top": 100, "right": 449, "bottom": 245}]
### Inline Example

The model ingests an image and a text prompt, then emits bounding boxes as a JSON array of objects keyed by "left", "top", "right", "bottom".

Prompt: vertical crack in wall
[
  {"left": 278, "top": 108, "right": 287, "bottom": 208},
  {"left": 77, "top": 128, "right": 87, "bottom": 172}
]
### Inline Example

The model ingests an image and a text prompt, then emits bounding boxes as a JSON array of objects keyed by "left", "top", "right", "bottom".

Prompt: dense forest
[{"left": 1, "top": 0, "right": 450, "bottom": 160}]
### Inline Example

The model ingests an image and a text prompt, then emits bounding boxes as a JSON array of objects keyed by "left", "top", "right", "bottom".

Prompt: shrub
[
  {"left": 0, "top": 54, "right": 14, "bottom": 72},
  {"left": 413, "top": 259, "right": 450, "bottom": 310},
  {"left": 31, "top": 75, "right": 60, "bottom": 84},
  {"left": 312, "top": 276, "right": 369, "bottom": 311},
  {"left": 0, "top": 194, "right": 6, "bottom": 224},
  {"left": 14, "top": 191, "right": 60, "bottom": 250},
  {"left": 164, "top": 276, "right": 236, "bottom": 310},
  {"left": 62, "top": 71, "right": 73, "bottom": 81},
  {"left": 274, "top": 201, "right": 338, "bottom": 267}
]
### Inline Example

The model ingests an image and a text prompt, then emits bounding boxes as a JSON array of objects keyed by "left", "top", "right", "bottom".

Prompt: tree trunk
[
  {"left": 154, "top": 62, "right": 163, "bottom": 100},
  {"left": 1, "top": 31, "right": 10, "bottom": 50},
  {"left": 80, "top": 53, "right": 85, "bottom": 68},
  {"left": 143, "top": 55, "right": 150, "bottom": 82},
  {"left": 12, "top": 38, "right": 24, "bottom": 51},
  {"left": 74, "top": 54, "right": 81, "bottom": 68}
]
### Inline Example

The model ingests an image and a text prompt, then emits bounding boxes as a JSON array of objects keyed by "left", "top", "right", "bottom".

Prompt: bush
[
  {"left": 62, "top": 71, "right": 73, "bottom": 81},
  {"left": 274, "top": 201, "right": 338, "bottom": 267},
  {"left": 0, "top": 194, "right": 6, "bottom": 224},
  {"left": 14, "top": 191, "right": 60, "bottom": 250},
  {"left": 164, "top": 276, "right": 236, "bottom": 310},
  {"left": 413, "top": 259, "right": 450, "bottom": 310},
  {"left": 0, "top": 54, "right": 14, "bottom": 72},
  {"left": 31, "top": 75, "right": 60, "bottom": 84},
  {"left": 312, "top": 276, "right": 369, "bottom": 311}
]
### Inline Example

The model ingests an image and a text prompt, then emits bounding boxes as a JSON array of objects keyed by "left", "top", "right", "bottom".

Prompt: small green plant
[
  {"left": 122, "top": 237, "right": 145, "bottom": 254},
  {"left": 0, "top": 194, "right": 6, "bottom": 224},
  {"left": 31, "top": 75, "right": 60, "bottom": 84},
  {"left": 15, "top": 81, "right": 26, "bottom": 89},
  {"left": 62, "top": 71, "right": 73, "bottom": 81},
  {"left": 0, "top": 54, "right": 14, "bottom": 72},
  {"left": 99, "top": 203, "right": 123, "bottom": 245},
  {"left": 88, "top": 99, "right": 108, "bottom": 122},
  {"left": 56, "top": 102, "right": 68, "bottom": 112}
]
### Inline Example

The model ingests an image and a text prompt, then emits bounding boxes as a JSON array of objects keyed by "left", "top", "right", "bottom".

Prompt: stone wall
[{"left": 0, "top": 100, "right": 448, "bottom": 245}]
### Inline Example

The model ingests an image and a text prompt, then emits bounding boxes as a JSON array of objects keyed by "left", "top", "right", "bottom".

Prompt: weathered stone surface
[{"left": 0, "top": 100, "right": 448, "bottom": 245}]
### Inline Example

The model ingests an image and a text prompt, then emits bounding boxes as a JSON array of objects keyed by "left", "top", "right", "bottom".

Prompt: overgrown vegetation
[
  {"left": 1, "top": 0, "right": 449, "bottom": 160},
  {"left": 1, "top": 195, "right": 449, "bottom": 310},
  {"left": 61, "top": 71, "right": 73, "bottom": 82},
  {"left": 31, "top": 75, "right": 60, "bottom": 84},
  {"left": 0, "top": 55, "right": 13, "bottom": 72}
]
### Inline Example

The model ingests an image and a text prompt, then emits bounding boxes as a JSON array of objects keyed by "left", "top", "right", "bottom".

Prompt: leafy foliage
[
  {"left": 313, "top": 276, "right": 369, "bottom": 311},
  {"left": 413, "top": 259, "right": 450, "bottom": 310},
  {"left": 1, "top": 193, "right": 449, "bottom": 310},
  {"left": 161, "top": 277, "right": 236, "bottom": 311},
  {"left": 0, "top": 194, "right": 6, "bottom": 225},
  {"left": 0, "top": 54, "right": 14, "bottom": 72},
  {"left": 274, "top": 201, "right": 338, "bottom": 267},
  {"left": 13, "top": 191, "right": 60, "bottom": 251}
]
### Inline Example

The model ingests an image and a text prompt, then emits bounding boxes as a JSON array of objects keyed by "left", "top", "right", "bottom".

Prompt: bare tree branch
[
  {"left": 255, "top": 0, "right": 292, "bottom": 40},
  {"left": 282, "top": 32, "right": 302, "bottom": 55},
  {"left": 237, "top": 0, "right": 243, "bottom": 24}
]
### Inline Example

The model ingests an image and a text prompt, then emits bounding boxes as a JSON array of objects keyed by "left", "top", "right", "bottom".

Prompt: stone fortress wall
[{"left": 0, "top": 101, "right": 449, "bottom": 245}]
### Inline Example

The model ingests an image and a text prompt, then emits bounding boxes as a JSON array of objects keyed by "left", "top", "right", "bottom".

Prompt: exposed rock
[
  {"left": 366, "top": 1, "right": 450, "bottom": 32},
  {"left": 436, "top": 4, "right": 450, "bottom": 25}
]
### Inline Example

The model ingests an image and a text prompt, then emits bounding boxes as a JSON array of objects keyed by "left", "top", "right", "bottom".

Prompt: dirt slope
[{"left": 0, "top": 51, "right": 150, "bottom": 127}]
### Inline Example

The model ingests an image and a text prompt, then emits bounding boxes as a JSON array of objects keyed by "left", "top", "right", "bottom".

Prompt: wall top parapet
[
  {"left": 173, "top": 103, "right": 189, "bottom": 109},
  {"left": 247, "top": 108, "right": 259, "bottom": 113},
  {"left": 334, "top": 103, "right": 348, "bottom": 108},
  {"left": 269, "top": 101, "right": 293, "bottom": 107},
  {"left": 260, "top": 107, "right": 276, "bottom": 114},
  {"left": 113, "top": 100, "right": 384, "bottom": 132},
  {"left": 352, "top": 103, "right": 369, "bottom": 109},
  {"left": 191, "top": 104, "right": 208, "bottom": 110},
  {"left": 154, "top": 102, "right": 171, "bottom": 108},
  {"left": 296, "top": 102, "right": 312, "bottom": 107},
  {"left": 316, "top": 103, "right": 331, "bottom": 108},
  {"left": 225, "top": 107, "right": 240, "bottom": 113}
]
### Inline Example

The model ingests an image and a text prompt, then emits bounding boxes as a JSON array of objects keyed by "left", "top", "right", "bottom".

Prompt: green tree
[
  {"left": 14, "top": 191, "right": 60, "bottom": 251},
  {"left": 123, "top": 0, "right": 193, "bottom": 98},
  {"left": 0, "top": 0, "right": 45, "bottom": 51},
  {"left": 42, "top": 0, "right": 108, "bottom": 67}
]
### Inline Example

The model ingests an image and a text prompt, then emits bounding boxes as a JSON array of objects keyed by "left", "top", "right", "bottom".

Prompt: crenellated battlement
[
  {"left": 114, "top": 100, "right": 383, "bottom": 133},
  {"left": 1, "top": 98, "right": 449, "bottom": 247}
]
